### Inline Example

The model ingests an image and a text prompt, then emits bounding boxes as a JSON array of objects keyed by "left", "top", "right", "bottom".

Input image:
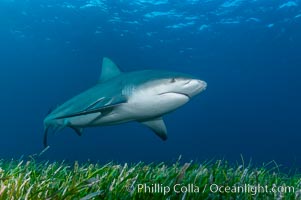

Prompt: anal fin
[
  {"left": 140, "top": 117, "right": 167, "bottom": 141},
  {"left": 70, "top": 127, "right": 84, "bottom": 136}
]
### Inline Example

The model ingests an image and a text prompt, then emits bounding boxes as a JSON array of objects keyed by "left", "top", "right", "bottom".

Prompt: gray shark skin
[{"left": 43, "top": 57, "right": 207, "bottom": 147}]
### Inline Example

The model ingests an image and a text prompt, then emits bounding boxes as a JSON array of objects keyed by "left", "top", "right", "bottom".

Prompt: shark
[{"left": 43, "top": 57, "right": 207, "bottom": 147}]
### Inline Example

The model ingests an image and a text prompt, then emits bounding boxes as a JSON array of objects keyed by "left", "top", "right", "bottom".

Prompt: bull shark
[{"left": 43, "top": 57, "right": 207, "bottom": 147}]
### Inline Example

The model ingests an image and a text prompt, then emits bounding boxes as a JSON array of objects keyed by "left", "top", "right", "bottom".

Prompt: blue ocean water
[{"left": 0, "top": 0, "right": 300, "bottom": 167}]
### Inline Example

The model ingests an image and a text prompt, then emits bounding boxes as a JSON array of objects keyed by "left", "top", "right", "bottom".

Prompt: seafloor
[{"left": 0, "top": 158, "right": 300, "bottom": 199}]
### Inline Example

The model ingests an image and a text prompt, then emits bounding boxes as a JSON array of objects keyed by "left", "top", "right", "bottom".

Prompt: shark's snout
[
  {"left": 198, "top": 80, "right": 207, "bottom": 90},
  {"left": 183, "top": 79, "right": 207, "bottom": 98}
]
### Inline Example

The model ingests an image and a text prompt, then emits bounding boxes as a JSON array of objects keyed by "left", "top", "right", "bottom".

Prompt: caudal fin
[{"left": 43, "top": 126, "right": 49, "bottom": 148}]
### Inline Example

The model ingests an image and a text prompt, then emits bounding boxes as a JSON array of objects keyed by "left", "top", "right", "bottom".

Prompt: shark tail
[
  {"left": 43, "top": 124, "right": 65, "bottom": 147},
  {"left": 43, "top": 126, "right": 50, "bottom": 148},
  {"left": 43, "top": 123, "right": 81, "bottom": 147}
]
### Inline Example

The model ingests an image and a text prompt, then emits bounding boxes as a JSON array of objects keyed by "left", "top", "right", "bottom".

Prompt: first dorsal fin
[{"left": 99, "top": 57, "right": 122, "bottom": 82}]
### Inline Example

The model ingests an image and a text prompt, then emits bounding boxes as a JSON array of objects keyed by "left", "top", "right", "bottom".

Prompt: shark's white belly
[
  {"left": 90, "top": 92, "right": 189, "bottom": 126},
  {"left": 67, "top": 92, "right": 189, "bottom": 127},
  {"left": 124, "top": 92, "right": 189, "bottom": 119}
]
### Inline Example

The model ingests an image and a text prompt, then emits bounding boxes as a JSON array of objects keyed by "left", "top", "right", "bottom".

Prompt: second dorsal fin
[{"left": 99, "top": 57, "right": 122, "bottom": 82}]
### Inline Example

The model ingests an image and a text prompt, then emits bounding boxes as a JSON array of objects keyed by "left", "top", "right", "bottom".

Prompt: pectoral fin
[{"left": 141, "top": 117, "right": 167, "bottom": 141}]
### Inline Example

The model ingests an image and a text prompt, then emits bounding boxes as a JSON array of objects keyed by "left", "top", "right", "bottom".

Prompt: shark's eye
[{"left": 170, "top": 78, "right": 176, "bottom": 83}]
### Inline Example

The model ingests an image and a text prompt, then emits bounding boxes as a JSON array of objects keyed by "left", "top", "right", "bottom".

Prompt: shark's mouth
[{"left": 158, "top": 92, "right": 190, "bottom": 99}]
